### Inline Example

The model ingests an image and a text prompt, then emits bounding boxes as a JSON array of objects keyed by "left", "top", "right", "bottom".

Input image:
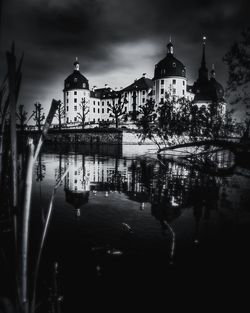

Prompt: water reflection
[{"left": 30, "top": 146, "right": 250, "bottom": 312}]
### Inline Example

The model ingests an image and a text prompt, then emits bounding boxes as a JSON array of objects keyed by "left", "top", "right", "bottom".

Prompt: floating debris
[
  {"left": 122, "top": 222, "right": 133, "bottom": 233},
  {"left": 107, "top": 248, "right": 123, "bottom": 256}
]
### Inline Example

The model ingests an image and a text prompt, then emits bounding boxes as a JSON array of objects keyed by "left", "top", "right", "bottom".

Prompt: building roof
[
  {"left": 122, "top": 76, "right": 153, "bottom": 92},
  {"left": 64, "top": 70, "right": 89, "bottom": 92},
  {"left": 153, "top": 41, "right": 186, "bottom": 80},
  {"left": 90, "top": 87, "right": 120, "bottom": 99}
]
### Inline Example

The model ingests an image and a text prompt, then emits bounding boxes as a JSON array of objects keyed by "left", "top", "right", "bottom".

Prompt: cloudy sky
[{"left": 0, "top": 0, "right": 249, "bottom": 116}]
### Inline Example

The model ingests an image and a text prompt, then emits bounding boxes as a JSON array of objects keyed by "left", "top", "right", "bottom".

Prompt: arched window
[{"left": 173, "top": 62, "right": 176, "bottom": 68}]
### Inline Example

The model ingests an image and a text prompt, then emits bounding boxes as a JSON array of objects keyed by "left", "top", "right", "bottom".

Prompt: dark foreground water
[{"left": 2, "top": 144, "right": 250, "bottom": 311}]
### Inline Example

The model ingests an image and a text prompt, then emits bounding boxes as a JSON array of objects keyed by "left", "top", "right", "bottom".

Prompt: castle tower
[
  {"left": 153, "top": 39, "right": 187, "bottom": 104},
  {"left": 64, "top": 58, "right": 90, "bottom": 125}
]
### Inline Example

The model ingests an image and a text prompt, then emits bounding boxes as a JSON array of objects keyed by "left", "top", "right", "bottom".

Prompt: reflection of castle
[{"left": 64, "top": 155, "right": 90, "bottom": 208}]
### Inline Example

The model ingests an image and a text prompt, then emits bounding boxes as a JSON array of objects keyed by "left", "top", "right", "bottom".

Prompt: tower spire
[
  {"left": 198, "top": 36, "right": 208, "bottom": 80},
  {"left": 201, "top": 36, "right": 207, "bottom": 67}
]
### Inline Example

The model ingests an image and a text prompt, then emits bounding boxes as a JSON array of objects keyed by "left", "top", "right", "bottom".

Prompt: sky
[{"left": 0, "top": 0, "right": 249, "bottom": 117}]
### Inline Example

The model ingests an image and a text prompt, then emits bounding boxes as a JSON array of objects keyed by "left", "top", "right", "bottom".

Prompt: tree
[
  {"left": 54, "top": 100, "right": 65, "bottom": 130},
  {"left": 77, "top": 97, "right": 89, "bottom": 129},
  {"left": 33, "top": 102, "right": 45, "bottom": 132},
  {"left": 223, "top": 27, "right": 250, "bottom": 138},
  {"left": 136, "top": 92, "right": 233, "bottom": 152},
  {"left": 108, "top": 93, "right": 127, "bottom": 128}
]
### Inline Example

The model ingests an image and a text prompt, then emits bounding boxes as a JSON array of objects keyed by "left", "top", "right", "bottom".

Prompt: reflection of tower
[{"left": 64, "top": 155, "right": 90, "bottom": 209}]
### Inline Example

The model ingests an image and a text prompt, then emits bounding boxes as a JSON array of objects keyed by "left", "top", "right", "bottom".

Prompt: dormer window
[
  {"left": 83, "top": 83, "right": 86, "bottom": 88},
  {"left": 74, "top": 78, "right": 78, "bottom": 83},
  {"left": 173, "top": 63, "right": 176, "bottom": 68}
]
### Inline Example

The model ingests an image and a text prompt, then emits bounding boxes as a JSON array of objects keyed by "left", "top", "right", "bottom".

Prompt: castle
[{"left": 63, "top": 37, "right": 226, "bottom": 126}]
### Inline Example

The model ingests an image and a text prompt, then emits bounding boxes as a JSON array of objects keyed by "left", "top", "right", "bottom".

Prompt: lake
[{"left": 3, "top": 143, "right": 250, "bottom": 311}]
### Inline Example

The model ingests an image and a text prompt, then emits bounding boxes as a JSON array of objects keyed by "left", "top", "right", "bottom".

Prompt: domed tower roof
[
  {"left": 64, "top": 58, "right": 89, "bottom": 92},
  {"left": 153, "top": 40, "right": 186, "bottom": 80},
  {"left": 209, "top": 65, "right": 224, "bottom": 101}
]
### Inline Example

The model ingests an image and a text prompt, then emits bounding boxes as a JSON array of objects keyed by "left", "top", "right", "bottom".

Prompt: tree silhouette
[
  {"left": 224, "top": 27, "right": 250, "bottom": 138},
  {"left": 108, "top": 93, "right": 127, "bottom": 128},
  {"left": 54, "top": 100, "right": 65, "bottom": 130},
  {"left": 77, "top": 97, "right": 89, "bottom": 129},
  {"left": 33, "top": 102, "right": 45, "bottom": 132}
]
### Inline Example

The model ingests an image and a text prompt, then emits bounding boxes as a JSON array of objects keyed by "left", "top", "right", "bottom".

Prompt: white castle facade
[{"left": 63, "top": 38, "right": 226, "bottom": 127}]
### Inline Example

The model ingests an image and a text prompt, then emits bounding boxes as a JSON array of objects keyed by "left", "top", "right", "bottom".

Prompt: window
[
  {"left": 183, "top": 90, "right": 185, "bottom": 95},
  {"left": 74, "top": 78, "right": 78, "bottom": 83},
  {"left": 67, "top": 99, "right": 69, "bottom": 104},
  {"left": 93, "top": 108, "right": 95, "bottom": 113},
  {"left": 83, "top": 83, "right": 86, "bottom": 88},
  {"left": 67, "top": 117, "right": 69, "bottom": 123},
  {"left": 173, "top": 79, "right": 176, "bottom": 85},
  {"left": 74, "top": 98, "right": 77, "bottom": 103},
  {"left": 74, "top": 106, "right": 77, "bottom": 111},
  {"left": 173, "top": 89, "right": 176, "bottom": 94},
  {"left": 183, "top": 81, "right": 185, "bottom": 86},
  {"left": 74, "top": 91, "right": 77, "bottom": 95},
  {"left": 98, "top": 109, "right": 100, "bottom": 113},
  {"left": 161, "top": 80, "right": 164, "bottom": 85},
  {"left": 102, "top": 108, "right": 104, "bottom": 113},
  {"left": 125, "top": 107, "right": 127, "bottom": 112},
  {"left": 67, "top": 92, "right": 69, "bottom": 96},
  {"left": 74, "top": 179, "right": 77, "bottom": 184},
  {"left": 107, "top": 101, "right": 109, "bottom": 105},
  {"left": 143, "top": 90, "right": 146, "bottom": 95},
  {"left": 93, "top": 101, "right": 95, "bottom": 105},
  {"left": 142, "top": 98, "right": 145, "bottom": 103},
  {"left": 173, "top": 62, "right": 176, "bottom": 68},
  {"left": 161, "top": 88, "right": 164, "bottom": 94},
  {"left": 98, "top": 118, "right": 100, "bottom": 122},
  {"left": 74, "top": 117, "right": 77, "bottom": 121},
  {"left": 93, "top": 118, "right": 95, "bottom": 122},
  {"left": 66, "top": 106, "right": 69, "bottom": 112},
  {"left": 75, "top": 171, "right": 77, "bottom": 175},
  {"left": 102, "top": 101, "right": 104, "bottom": 106},
  {"left": 160, "top": 98, "right": 164, "bottom": 103}
]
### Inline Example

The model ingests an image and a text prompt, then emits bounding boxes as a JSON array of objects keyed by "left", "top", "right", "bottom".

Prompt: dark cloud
[{"left": 0, "top": 0, "right": 249, "bottom": 116}]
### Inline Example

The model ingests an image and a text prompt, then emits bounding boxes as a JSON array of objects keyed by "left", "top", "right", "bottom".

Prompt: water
[{"left": 2, "top": 144, "right": 250, "bottom": 310}]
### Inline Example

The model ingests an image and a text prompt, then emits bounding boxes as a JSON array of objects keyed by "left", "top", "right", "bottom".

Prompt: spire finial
[
  {"left": 167, "top": 37, "right": 174, "bottom": 55},
  {"left": 74, "top": 57, "right": 80, "bottom": 71}
]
